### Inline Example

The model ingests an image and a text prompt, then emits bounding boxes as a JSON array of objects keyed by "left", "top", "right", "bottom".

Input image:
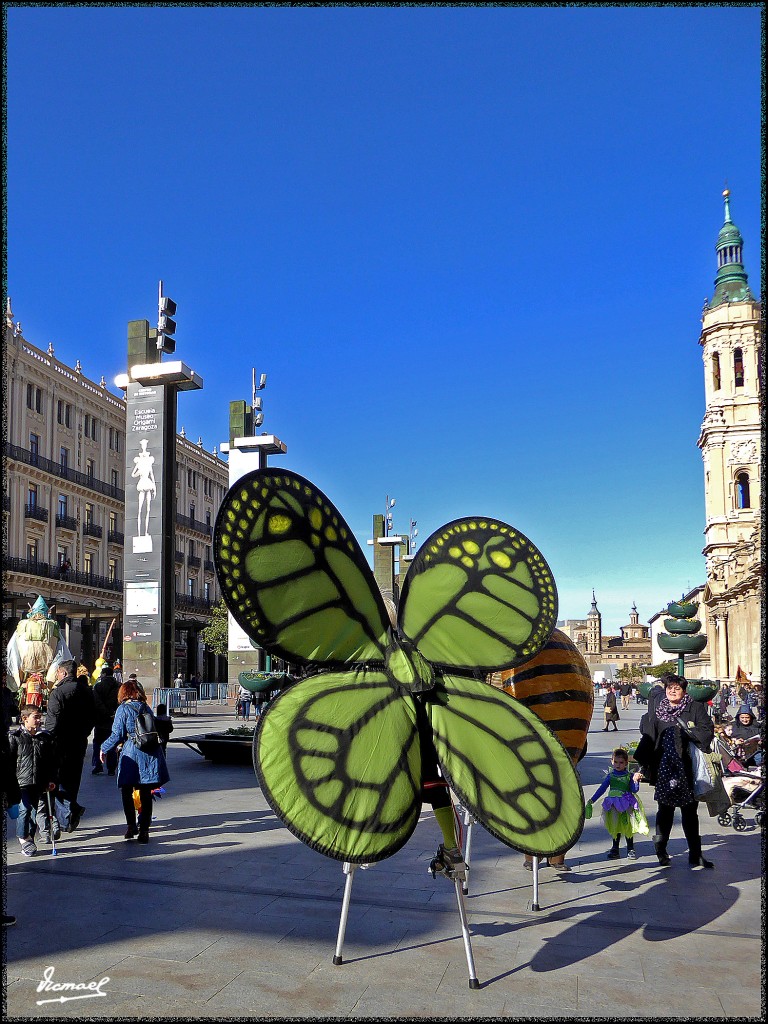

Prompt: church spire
[{"left": 710, "top": 189, "right": 754, "bottom": 308}]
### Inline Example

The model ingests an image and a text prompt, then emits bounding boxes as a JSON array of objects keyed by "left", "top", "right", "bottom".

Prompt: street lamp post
[
  {"left": 384, "top": 495, "right": 396, "bottom": 537},
  {"left": 219, "top": 370, "right": 287, "bottom": 684}
]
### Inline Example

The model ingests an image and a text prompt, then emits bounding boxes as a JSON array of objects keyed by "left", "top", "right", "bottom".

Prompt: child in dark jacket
[{"left": 8, "top": 705, "right": 58, "bottom": 856}]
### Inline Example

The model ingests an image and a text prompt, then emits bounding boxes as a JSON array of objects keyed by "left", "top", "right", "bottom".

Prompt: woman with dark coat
[
  {"left": 634, "top": 674, "right": 715, "bottom": 869},
  {"left": 100, "top": 680, "right": 170, "bottom": 844},
  {"left": 602, "top": 686, "right": 620, "bottom": 731},
  {"left": 729, "top": 706, "right": 762, "bottom": 766}
]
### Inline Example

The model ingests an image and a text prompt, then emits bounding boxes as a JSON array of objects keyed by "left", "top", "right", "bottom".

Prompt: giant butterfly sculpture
[{"left": 214, "top": 469, "right": 584, "bottom": 866}]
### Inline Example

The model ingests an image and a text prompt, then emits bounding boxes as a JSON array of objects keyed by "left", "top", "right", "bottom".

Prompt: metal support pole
[
  {"left": 531, "top": 854, "right": 541, "bottom": 911},
  {"left": 462, "top": 808, "right": 475, "bottom": 896},
  {"left": 454, "top": 878, "right": 480, "bottom": 989},
  {"left": 333, "top": 862, "right": 356, "bottom": 965}
]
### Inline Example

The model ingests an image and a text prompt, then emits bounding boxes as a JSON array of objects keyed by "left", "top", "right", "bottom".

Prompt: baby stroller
[{"left": 714, "top": 737, "right": 764, "bottom": 831}]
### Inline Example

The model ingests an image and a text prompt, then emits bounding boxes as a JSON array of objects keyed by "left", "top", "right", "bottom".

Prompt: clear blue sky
[{"left": 7, "top": 5, "right": 762, "bottom": 636}]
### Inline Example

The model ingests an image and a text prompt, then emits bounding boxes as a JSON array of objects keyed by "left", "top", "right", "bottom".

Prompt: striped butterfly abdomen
[{"left": 494, "top": 629, "right": 594, "bottom": 764}]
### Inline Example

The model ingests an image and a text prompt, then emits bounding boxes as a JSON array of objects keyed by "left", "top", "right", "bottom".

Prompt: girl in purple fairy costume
[{"left": 586, "top": 747, "right": 649, "bottom": 860}]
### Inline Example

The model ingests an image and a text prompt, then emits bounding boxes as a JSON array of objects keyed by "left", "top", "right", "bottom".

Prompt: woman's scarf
[{"left": 655, "top": 692, "right": 692, "bottom": 722}]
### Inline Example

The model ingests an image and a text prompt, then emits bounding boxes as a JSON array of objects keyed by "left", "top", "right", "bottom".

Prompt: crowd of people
[
  {"left": 2, "top": 659, "right": 171, "bottom": 868},
  {"left": 2, "top": 660, "right": 762, "bottom": 930}
]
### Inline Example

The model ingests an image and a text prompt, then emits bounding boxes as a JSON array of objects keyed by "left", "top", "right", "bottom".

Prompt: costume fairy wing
[
  {"left": 215, "top": 470, "right": 391, "bottom": 667},
  {"left": 255, "top": 669, "right": 422, "bottom": 863},
  {"left": 399, "top": 518, "right": 558, "bottom": 673},
  {"left": 428, "top": 676, "right": 584, "bottom": 857}
]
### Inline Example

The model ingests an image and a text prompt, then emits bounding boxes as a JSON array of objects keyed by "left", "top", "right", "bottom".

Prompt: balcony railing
[
  {"left": 175, "top": 592, "right": 213, "bottom": 614},
  {"left": 3, "top": 556, "right": 121, "bottom": 592},
  {"left": 204, "top": 559, "right": 215, "bottom": 573},
  {"left": 82, "top": 522, "right": 103, "bottom": 539},
  {"left": 56, "top": 513, "right": 79, "bottom": 531},
  {"left": 107, "top": 530, "right": 124, "bottom": 545},
  {"left": 175, "top": 550, "right": 184, "bottom": 564},
  {"left": 2, "top": 494, "right": 10, "bottom": 512},
  {"left": 188, "top": 555, "right": 201, "bottom": 568},
  {"left": 175, "top": 512, "right": 212, "bottom": 537},
  {"left": 4, "top": 442, "right": 125, "bottom": 502},
  {"left": 25, "top": 504, "right": 49, "bottom": 522}
]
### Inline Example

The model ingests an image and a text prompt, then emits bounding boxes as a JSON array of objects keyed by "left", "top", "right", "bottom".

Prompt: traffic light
[{"left": 157, "top": 285, "right": 177, "bottom": 353}]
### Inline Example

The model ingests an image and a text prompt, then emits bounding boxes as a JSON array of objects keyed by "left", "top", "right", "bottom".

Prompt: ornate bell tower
[
  {"left": 697, "top": 189, "right": 762, "bottom": 682},
  {"left": 586, "top": 591, "right": 602, "bottom": 655}
]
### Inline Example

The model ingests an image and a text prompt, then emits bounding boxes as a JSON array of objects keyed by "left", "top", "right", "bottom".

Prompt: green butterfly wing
[
  {"left": 215, "top": 470, "right": 390, "bottom": 666},
  {"left": 428, "top": 675, "right": 584, "bottom": 857},
  {"left": 255, "top": 669, "right": 422, "bottom": 863},
  {"left": 399, "top": 518, "right": 558, "bottom": 672}
]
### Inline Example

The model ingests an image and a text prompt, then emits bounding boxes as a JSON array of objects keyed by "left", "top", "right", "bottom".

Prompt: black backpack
[{"left": 132, "top": 704, "right": 160, "bottom": 753}]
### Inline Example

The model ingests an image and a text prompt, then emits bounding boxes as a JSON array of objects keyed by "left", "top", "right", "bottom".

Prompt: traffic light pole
[{"left": 116, "top": 288, "right": 202, "bottom": 691}]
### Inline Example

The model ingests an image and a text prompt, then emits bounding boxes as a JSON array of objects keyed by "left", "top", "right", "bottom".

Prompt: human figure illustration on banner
[{"left": 131, "top": 438, "right": 156, "bottom": 538}]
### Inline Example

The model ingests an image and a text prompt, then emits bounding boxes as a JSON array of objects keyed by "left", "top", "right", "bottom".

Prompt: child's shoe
[
  {"left": 19, "top": 838, "right": 37, "bottom": 857},
  {"left": 606, "top": 849, "right": 620, "bottom": 860},
  {"left": 429, "top": 844, "right": 466, "bottom": 881},
  {"left": 626, "top": 849, "right": 637, "bottom": 860}
]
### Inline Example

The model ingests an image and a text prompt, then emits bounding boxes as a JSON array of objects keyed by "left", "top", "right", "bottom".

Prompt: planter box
[{"left": 169, "top": 732, "right": 254, "bottom": 765}]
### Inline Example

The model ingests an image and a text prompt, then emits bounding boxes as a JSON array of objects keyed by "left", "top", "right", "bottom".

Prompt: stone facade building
[
  {"left": 2, "top": 300, "right": 229, "bottom": 680},
  {"left": 697, "top": 191, "right": 762, "bottom": 683},
  {"left": 556, "top": 593, "right": 652, "bottom": 677}
]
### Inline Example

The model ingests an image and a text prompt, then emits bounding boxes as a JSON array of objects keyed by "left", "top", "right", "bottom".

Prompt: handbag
[{"left": 689, "top": 740, "right": 714, "bottom": 797}]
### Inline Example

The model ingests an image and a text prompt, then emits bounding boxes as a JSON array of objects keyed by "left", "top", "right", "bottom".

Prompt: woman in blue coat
[{"left": 100, "top": 679, "right": 169, "bottom": 844}]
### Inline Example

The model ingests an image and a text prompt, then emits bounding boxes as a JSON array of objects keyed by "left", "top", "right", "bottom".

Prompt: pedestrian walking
[
  {"left": 1, "top": 714, "right": 21, "bottom": 925},
  {"left": 2, "top": 674, "right": 19, "bottom": 729},
  {"left": 237, "top": 684, "right": 252, "bottom": 721},
  {"left": 154, "top": 703, "right": 174, "bottom": 753},
  {"left": 100, "top": 679, "right": 170, "bottom": 844},
  {"left": 603, "top": 685, "right": 620, "bottom": 731},
  {"left": 8, "top": 705, "right": 58, "bottom": 856},
  {"left": 91, "top": 665, "right": 120, "bottom": 775},
  {"left": 586, "top": 746, "right": 649, "bottom": 860},
  {"left": 44, "top": 659, "right": 96, "bottom": 832},
  {"left": 619, "top": 681, "right": 633, "bottom": 710},
  {"left": 634, "top": 674, "right": 715, "bottom": 869}
]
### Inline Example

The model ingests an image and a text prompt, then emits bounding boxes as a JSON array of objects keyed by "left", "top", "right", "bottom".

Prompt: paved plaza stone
[{"left": 3, "top": 699, "right": 763, "bottom": 1019}]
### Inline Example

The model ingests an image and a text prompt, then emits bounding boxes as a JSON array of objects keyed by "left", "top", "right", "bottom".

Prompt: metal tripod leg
[
  {"left": 46, "top": 790, "right": 58, "bottom": 857},
  {"left": 454, "top": 876, "right": 480, "bottom": 989},
  {"left": 531, "top": 854, "right": 540, "bottom": 911},
  {"left": 333, "top": 862, "right": 356, "bottom": 965},
  {"left": 462, "top": 808, "right": 475, "bottom": 895}
]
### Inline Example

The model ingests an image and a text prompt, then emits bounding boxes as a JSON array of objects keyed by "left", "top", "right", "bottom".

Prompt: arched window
[
  {"left": 734, "top": 348, "right": 744, "bottom": 387},
  {"left": 712, "top": 352, "right": 721, "bottom": 391},
  {"left": 736, "top": 473, "right": 750, "bottom": 509}
]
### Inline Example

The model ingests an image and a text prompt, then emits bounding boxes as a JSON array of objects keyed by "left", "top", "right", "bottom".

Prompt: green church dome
[{"left": 709, "top": 189, "right": 754, "bottom": 309}]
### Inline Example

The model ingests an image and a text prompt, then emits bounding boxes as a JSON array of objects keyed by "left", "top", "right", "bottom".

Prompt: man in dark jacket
[
  {"left": 44, "top": 659, "right": 96, "bottom": 832},
  {"left": 91, "top": 666, "right": 120, "bottom": 775},
  {"left": 1, "top": 715, "right": 22, "bottom": 924}
]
